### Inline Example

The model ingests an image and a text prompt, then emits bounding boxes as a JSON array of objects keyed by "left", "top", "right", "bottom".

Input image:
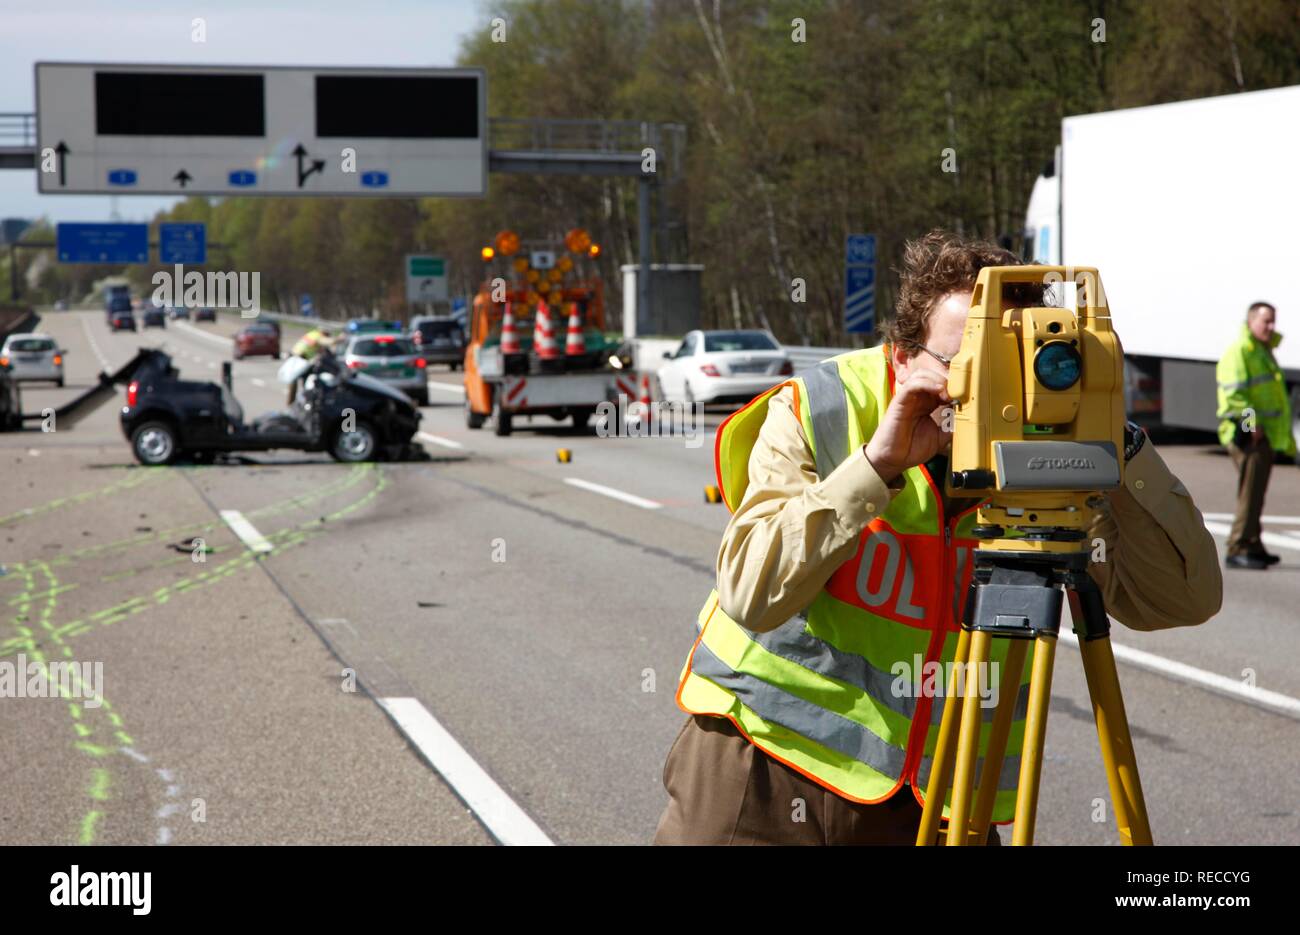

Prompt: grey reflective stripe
[
  {"left": 752, "top": 614, "right": 917, "bottom": 721},
  {"left": 740, "top": 613, "right": 1030, "bottom": 728},
  {"left": 1219, "top": 373, "right": 1277, "bottom": 390},
  {"left": 691, "top": 639, "right": 909, "bottom": 778},
  {"left": 916, "top": 746, "right": 1021, "bottom": 793},
  {"left": 803, "top": 361, "right": 850, "bottom": 480}
]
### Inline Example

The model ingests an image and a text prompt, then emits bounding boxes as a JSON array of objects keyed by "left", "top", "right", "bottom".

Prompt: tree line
[{"left": 9, "top": 0, "right": 1299, "bottom": 344}]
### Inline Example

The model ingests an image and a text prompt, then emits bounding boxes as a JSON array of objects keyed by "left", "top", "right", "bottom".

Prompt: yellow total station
[{"left": 945, "top": 266, "right": 1126, "bottom": 553}]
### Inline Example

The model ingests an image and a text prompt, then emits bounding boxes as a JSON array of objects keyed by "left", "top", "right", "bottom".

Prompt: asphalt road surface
[{"left": 1, "top": 309, "right": 1297, "bottom": 845}]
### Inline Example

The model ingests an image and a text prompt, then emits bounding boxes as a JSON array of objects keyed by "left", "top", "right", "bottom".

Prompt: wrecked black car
[{"left": 119, "top": 348, "right": 420, "bottom": 465}]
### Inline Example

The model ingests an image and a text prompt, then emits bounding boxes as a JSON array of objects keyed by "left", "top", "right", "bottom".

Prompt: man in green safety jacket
[
  {"left": 1216, "top": 302, "right": 1295, "bottom": 570},
  {"left": 653, "top": 230, "right": 1222, "bottom": 845}
]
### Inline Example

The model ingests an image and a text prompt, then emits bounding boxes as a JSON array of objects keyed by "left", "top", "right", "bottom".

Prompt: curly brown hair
[{"left": 886, "top": 229, "right": 1040, "bottom": 355}]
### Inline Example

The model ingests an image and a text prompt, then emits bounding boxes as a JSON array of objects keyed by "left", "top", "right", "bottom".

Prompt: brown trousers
[
  {"left": 1227, "top": 435, "right": 1273, "bottom": 557},
  {"left": 653, "top": 714, "right": 1001, "bottom": 846}
]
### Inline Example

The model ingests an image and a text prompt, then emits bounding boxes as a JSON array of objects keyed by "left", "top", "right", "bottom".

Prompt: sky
[{"left": 0, "top": 0, "right": 482, "bottom": 225}]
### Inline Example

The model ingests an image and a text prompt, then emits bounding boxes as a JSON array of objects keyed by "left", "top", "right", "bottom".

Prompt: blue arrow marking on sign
[
  {"left": 107, "top": 169, "right": 137, "bottom": 186},
  {"left": 360, "top": 171, "right": 389, "bottom": 188},
  {"left": 229, "top": 170, "right": 256, "bottom": 187}
]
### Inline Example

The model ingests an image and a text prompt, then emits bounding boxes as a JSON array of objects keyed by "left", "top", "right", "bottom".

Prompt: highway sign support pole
[{"left": 638, "top": 174, "right": 652, "bottom": 338}]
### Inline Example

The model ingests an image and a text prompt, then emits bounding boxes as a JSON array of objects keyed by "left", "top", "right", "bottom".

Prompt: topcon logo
[{"left": 1027, "top": 456, "right": 1095, "bottom": 470}]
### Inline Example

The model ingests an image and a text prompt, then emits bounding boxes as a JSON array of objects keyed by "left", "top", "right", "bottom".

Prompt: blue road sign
[
  {"left": 845, "top": 266, "right": 876, "bottom": 334},
  {"left": 56, "top": 223, "right": 148, "bottom": 264},
  {"left": 845, "top": 233, "right": 876, "bottom": 334},
  {"left": 846, "top": 233, "right": 876, "bottom": 267},
  {"left": 107, "top": 169, "right": 137, "bottom": 186},
  {"left": 360, "top": 171, "right": 389, "bottom": 188},
  {"left": 229, "top": 170, "right": 257, "bottom": 187},
  {"left": 300, "top": 294, "right": 315, "bottom": 317},
  {"left": 159, "top": 223, "right": 206, "bottom": 265}
]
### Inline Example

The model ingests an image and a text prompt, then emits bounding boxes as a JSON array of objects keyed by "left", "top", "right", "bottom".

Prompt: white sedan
[
  {"left": 656, "top": 330, "right": 792, "bottom": 406},
  {"left": 0, "top": 333, "right": 65, "bottom": 386}
]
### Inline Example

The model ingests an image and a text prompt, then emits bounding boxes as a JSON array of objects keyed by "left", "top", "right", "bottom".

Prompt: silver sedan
[{"left": 1, "top": 334, "right": 65, "bottom": 386}]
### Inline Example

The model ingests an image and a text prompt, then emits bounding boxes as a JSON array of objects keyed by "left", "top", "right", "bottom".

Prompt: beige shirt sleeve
[
  {"left": 716, "top": 384, "right": 905, "bottom": 633},
  {"left": 717, "top": 385, "right": 1222, "bottom": 634},
  {"left": 1085, "top": 440, "right": 1222, "bottom": 631}
]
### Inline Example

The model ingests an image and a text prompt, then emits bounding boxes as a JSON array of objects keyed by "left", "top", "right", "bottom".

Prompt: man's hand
[{"left": 864, "top": 368, "right": 953, "bottom": 483}]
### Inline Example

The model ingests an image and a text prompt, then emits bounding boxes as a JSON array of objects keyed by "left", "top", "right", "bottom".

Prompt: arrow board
[{"left": 36, "top": 62, "right": 486, "bottom": 196}]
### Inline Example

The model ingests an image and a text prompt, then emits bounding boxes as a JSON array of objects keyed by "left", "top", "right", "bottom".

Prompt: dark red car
[{"left": 233, "top": 322, "right": 280, "bottom": 359}]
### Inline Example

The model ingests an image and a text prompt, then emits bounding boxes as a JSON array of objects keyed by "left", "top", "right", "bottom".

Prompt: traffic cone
[
  {"left": 634, "top": 371, "right": 655, "bottom": 432},
  {"left": 564, "top": 303, "right": 585, "bottom": 356},
  {"left": 500, "top": 302, "right": 521, "bottom": 355},
  {"left": 533, "top": 301, "right": 559, "bottom": 360}
]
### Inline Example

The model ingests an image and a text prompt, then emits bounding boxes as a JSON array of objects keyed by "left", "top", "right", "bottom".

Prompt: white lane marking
[
  {"left": 219, "top": 509, "right": 273, "bottom": 554},
  {"left": 1203, "top": 521, "right": 1300, "bottom": 553},
  {"left": 564, "top": 477, "right": 662, "bottom": 510},
  {"left": 417, "top": 431, "right": 465, "bottom": 450},
  {"left": 1058, "top": 630, "right": 1300, "bottom": 720},
  {"left": 79, "top": 314, "right": 113, "bottom": 370},
  {"left": 251, "top": 378, "right": 266, "bottom": 387},
  {"left": 174, "top": 320, "right": 234, "bottom": 347},
  {"left": 428, "top": 381, "right": 466, "bottom": 395},
  {"left": 207, "top": 362, "right": 216, "bottom": 369},
  {"left": 1202, "top": 512, "right": 1300, "bottom": 525},
  {"left": 377, "top": 697, "right": 554, "bottom": 846}
]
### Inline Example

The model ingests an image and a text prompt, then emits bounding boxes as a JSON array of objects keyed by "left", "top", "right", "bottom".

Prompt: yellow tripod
[{"left": 916, "top": 549, "right": 1153, "bottom": 846}]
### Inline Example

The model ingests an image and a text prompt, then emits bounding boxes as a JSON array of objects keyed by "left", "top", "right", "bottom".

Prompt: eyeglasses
[{"left": 909, "top": 343, "right": 953, "bottom": 367}]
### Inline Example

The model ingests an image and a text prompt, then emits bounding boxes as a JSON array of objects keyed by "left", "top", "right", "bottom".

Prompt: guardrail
[{"left": 784, "top": 345, "right": 853, "bottom": 372}]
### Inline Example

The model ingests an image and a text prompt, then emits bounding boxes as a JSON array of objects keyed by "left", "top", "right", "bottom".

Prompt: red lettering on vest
[{"left": 824, "top": 519, "right": 979, "bottom": 630}]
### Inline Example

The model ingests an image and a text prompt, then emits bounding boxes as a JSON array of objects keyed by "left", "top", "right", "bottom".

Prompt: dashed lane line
[
  {"left": 219, "top": 510, "right": 273, "bottom": 554},
  {"left": 377, "top": 697, "right": 554, "bottom": 846},
  {"left": 563, "top": 477, "right": 662, "bottom": 510},
  {"left": 417, "top": 431, "right": 465, "bottom": 450}
]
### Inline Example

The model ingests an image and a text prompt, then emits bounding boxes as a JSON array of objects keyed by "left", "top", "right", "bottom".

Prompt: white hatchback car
[
  {"left": 656, "top": 330, "right": 792, "bottom": 406},
  {"left": 0, "top": 333, "right": 65, "bottom": 386}
]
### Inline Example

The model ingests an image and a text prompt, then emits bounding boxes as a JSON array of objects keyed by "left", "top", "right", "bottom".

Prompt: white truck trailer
[{"left": 1024, "top": 84, "right": 1300, "bottom": 451}]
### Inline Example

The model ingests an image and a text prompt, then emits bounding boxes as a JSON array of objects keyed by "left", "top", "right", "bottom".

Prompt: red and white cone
[
  {"left": 564, "top": 303, "right": 585, "bottom": 356},
  {"left": 533, "top": 301, "right": 559, "bottom": 360},
  {"left": 634, "top": 371, "right": 655, "bottom": 431},
  {"left": 500, "top": 302, "right": 522, "bottom": 355}
]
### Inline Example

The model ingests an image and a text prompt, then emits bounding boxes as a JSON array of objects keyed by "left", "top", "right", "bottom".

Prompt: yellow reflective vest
[
  {"left": 675, "top": 345, "right": 1031, "bottom": 823},
  {"left": 1215, "top": 325, "right": 1295, "bottom": 457}
]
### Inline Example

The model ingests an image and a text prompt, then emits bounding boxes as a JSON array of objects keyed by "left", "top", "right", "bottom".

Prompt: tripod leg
[
  {"left": 970, "top": 638, "right": 1029, "bottom": 841},
  {"left": 916, "top": 628, "right": 970, "bottom": 846},
  {"left": 1011, "top": 633, "right": 1057, "bottom": 845},
  {"left": 1073, "top": 592, "right": 1154, "bottom": 845},
  {"left": 947, "top": 629, "right": 991, "bottom": 846}
]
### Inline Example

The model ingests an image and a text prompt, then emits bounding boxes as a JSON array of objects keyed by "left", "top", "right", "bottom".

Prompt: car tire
[
  {"left": 465, "top": 397, "right": 485, "bottom": 429},
  {"left": 329, "top": 420, "right": 378, "bottom": 462},
  {"left": 56, "top": 377, "right": 64, "bottom": 388},
  {"left": 492, "top": 391, "right": 512, "bottom": 436},
  {"left": 415, "top": 388, "right": 429, "bottom": 407},
  {"left": 131, "top": 421, "right": 178, "bottom": 466}
]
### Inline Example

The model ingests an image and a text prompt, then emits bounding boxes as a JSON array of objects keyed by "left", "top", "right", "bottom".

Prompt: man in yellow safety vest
[
  {"left": 1215, "top": 301, "right": 1295, "bottom": 570},
  {"left": 654, "top": 230, "right": 1222, "bottom": 845}
]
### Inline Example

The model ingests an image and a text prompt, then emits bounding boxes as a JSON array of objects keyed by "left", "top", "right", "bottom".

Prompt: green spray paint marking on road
[
  {"left": 1, "top": 463, "right": 370, "bottom": 578},
  {"left": 0, "top": 468, "right": 160, "bottom": 529},
  {"left": 5, "top": 463, "right": 389, "bottom": 842},
  {"left": 79, "top": 811, "right": 103, "bottom": 845}
]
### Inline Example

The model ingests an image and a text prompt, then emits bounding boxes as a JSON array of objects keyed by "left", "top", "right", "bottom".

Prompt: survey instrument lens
[{"left": 1033, "top": 342, "right": 1081, "bottom": 391}]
